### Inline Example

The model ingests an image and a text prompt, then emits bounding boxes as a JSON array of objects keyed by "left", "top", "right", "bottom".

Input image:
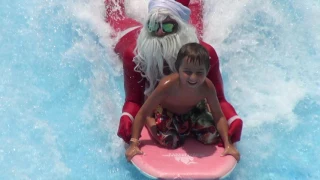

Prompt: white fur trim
[
  {"left": 227, "top": 115, "right": 241, "bottom": 126},
  {"left": 121, "top": 112, "right": 134, "bottom": 122},
  {"left": 118, "top": 26, "right": 140, "bottom": 39}
]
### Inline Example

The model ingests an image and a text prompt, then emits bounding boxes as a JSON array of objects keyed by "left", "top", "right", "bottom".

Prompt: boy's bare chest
[{"left": 163, "top": 91, "right": 205, "bottom": 107}]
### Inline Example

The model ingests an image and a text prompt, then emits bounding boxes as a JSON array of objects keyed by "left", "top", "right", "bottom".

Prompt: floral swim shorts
[{"left": 153, "top": 100, "right": 220, "bottom": 149}]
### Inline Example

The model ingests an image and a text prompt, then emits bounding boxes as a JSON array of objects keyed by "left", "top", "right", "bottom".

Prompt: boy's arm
[
  {"left": 200, "top": 41, "right": 243, "bottom": 144},
  {"left": 130, "top": 82, "right": 168, "bottom": 140},
  {"left": 205, "top": 81, "right": 230, "bottom": 147},
  {"left": 126, "top": 79, "right": 170, "bottom": 161},
  {"left": 205, "top": 80, "right": 240, "bottom": 161}
]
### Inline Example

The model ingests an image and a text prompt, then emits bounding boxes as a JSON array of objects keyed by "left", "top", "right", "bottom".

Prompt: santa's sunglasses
[{"left": 148, "top": 21, "right": 177, "bottom": 33}]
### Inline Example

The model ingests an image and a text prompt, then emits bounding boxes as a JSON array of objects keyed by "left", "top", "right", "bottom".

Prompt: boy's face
[{"left": 178, "top": 57, "right": 208, "bottom": 88}]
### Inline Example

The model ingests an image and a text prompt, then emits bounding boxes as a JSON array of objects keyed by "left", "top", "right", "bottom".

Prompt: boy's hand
[
  {"left": 221, "top": 144, "right": 240, "bottom": 162},
  {"left": 125, "top": 144, "right": 143, "bottom": 161}
]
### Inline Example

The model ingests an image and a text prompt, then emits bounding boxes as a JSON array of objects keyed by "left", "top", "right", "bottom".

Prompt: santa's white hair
[{"left": 133, "top": 8, "right": 199, "bottom": 95}]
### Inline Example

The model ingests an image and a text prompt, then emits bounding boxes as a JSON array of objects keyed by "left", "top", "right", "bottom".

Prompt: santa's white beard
[{"left": 133, "top": 22, "right": 199, "bottom": 95}]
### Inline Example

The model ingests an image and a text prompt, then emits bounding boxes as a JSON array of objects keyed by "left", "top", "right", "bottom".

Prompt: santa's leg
[
  {"left": 188, "top": 0, "right": 203, "bottom": 38},
  {"left": 105, "top": 0, "right": 141, "bottom": 32}
]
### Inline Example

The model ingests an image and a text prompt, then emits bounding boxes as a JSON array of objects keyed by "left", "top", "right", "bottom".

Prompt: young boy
[{"left": 125, "top": 43, "right": 240, "bottom": 162}]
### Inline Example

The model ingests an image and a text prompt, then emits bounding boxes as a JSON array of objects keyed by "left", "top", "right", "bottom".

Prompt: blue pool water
[{"left": 1, "top": 0, "right": 319, "bottom": 179}]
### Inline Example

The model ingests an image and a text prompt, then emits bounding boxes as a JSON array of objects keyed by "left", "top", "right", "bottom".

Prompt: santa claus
[{"left": 105, "top": 0, "right": 243, "bottom": 145}]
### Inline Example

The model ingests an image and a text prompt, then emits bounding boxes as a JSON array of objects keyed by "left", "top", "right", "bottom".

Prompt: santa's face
[
  {"left": 148, "top": 16, "right": 179, "bottom": 37},
  {"left": 136, "top": 12, "right": 199, "bottom": 68},
  {"left": 133, "top": 10, "right": 199, "bottom": 95}
]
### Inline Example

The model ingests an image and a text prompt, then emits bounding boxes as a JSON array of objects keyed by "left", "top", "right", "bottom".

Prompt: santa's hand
[
  {"left": 125, "top": 144, "right": 143, "bottom": 161},
  {"left": 228, "top": 119, "right": 243, "bottom": 143},
  {"left": 117, "top": 116, "right": 132, "bottom": 143},
  {"left": 217, "top": 119, "right": 243, "bottom": 147},
  {"left": 220, "top": 144, "right": 240, "bottom": 162}
]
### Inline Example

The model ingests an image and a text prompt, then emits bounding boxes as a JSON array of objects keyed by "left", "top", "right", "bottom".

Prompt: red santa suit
[{"left": 105, "top": 0, "right": 243, "bottom": 144}]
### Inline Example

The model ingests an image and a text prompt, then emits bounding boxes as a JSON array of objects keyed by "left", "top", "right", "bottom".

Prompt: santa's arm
[
  {"left": 116, "top": 43, "right": 145, "bottom": 143},
  {"left": 123, "top": 48, "right": 145, "bottom": 114},
  {"left": 200, "top": 41, "right": 243, "bottom": 144}
]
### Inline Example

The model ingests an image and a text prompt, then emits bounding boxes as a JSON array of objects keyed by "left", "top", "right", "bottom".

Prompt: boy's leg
[
  {"left": 145, "top": 116, "right": 159, "bottom": 142},
  {"left": 150, "top": 106, "right": 181, "bottom": 149},
  {"left": 191, "top": 101, "right": 221, "bottom": 145},
  {"left": 172, "top": 115, "right": 192, "bottom": 136}
]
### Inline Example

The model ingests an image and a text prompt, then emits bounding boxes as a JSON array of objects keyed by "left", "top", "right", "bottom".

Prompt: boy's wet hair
[{"left": 175, "top": 43, "right": 210, "bottom": 72}]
